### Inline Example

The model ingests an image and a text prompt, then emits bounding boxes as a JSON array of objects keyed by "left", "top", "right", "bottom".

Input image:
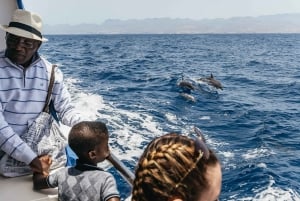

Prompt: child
[{"left": 33, "top": 121, "right": 120, "bottom": 201}]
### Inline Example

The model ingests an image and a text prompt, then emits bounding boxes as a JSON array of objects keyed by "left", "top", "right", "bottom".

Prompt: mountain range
[{"left": 44, "top": 13, "right": 300, "bottom": 34}]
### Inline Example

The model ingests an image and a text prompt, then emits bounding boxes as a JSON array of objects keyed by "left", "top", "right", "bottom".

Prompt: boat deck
[{"left": 0, "top": 175, "right": 58, "bottom": 201}]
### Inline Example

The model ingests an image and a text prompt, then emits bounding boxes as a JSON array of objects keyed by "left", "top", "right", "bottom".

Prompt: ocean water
[{"left": 40, "top": 34, "right": 300, "bottom": 201}]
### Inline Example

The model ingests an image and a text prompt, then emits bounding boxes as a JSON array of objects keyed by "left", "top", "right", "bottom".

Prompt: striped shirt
[{"left": 0, "top": 50, "right": 85, "bottom": 165}]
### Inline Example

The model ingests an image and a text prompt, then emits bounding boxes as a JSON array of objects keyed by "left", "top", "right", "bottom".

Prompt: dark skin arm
[
  {"left": 33, "top": 172, "right": 50, "bottom": 190},
  {"left": 30, "top": 155, "right": 52, "bottom": 190},
  {"left": 32, "top": 155, "right": 52, "bottom": 190},
  {"left": 29, "top": 155, "right": 52, "bottom": 176}
]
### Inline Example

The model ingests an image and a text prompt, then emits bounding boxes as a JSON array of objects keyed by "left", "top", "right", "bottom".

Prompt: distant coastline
[{"left": 44, "top": 13, "right": 300, "bottom": 35}]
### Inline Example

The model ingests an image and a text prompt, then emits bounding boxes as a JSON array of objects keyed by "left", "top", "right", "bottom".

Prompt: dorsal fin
[{"left": 210, "top": 73, "right": 214, "bottom": 78}]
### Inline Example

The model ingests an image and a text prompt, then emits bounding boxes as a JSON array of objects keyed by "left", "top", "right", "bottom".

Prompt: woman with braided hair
[{"left": 131, "top": 127, "right": 222, "bottom": 201}]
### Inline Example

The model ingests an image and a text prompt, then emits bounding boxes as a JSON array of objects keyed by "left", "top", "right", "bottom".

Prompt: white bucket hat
[{"left": 0, "top": 9, "right": 47, "bottom": 42}]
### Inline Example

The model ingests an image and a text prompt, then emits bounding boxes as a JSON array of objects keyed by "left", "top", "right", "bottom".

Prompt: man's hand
[{"left": 29, "top": 155, "right": 52, "bottom": 176}]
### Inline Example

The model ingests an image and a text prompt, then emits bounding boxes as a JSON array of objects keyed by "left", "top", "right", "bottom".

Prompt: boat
[
  {"left": 0, "top": 1, "right": 134, "bottom": 200},
  {"left": 0, "top": 154, "right": 133, "bottom": 201},
  {"left": 0, "top": 175, "right": 58, "bottom": 201}
]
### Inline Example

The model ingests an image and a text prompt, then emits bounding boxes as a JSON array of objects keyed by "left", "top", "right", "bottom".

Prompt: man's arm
[
  {"left": 0, "top": 105, "right": 37, "bottom": 165},
  {"left": 51, "top": 68, "right": 90, "bottom": 127},
  {"left": 0, "top": 112, "right": 52, "bottom": 174},
  {"left": 30, "top": 155, "right": 52, "bottom": 175}
]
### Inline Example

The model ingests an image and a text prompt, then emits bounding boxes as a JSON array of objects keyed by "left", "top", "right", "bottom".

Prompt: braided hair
[{"left": 131, "top": 133, "right": 219, "bottom": 201}]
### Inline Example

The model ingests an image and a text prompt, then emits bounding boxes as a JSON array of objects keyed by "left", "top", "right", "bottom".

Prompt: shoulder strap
[{"left": 43, "top": 64, "right": 57, "bottom": 113}]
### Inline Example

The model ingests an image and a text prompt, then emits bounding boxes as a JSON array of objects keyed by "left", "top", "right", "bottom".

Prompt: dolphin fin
[{"left": 193, "top": 126, "right": 206, "bottom": 142}]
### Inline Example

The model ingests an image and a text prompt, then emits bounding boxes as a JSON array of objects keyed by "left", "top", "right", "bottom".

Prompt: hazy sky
[{"left": 22, "top": 0, "right": 300, "bottom": 25}]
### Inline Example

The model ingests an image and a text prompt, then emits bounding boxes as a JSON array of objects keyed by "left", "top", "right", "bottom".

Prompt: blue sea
[{"left": 41, "top": 34, "right": 300, "bottom": 201}]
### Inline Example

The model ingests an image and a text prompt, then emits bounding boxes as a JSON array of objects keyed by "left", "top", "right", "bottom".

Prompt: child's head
[
  {"left": 68, "top": 121, "right": 110, "bottom": 164},
  {"left": 131, "top": 132, "right": 222, "bottom": 201}
]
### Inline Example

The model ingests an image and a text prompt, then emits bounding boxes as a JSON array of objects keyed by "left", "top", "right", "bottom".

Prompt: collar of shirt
[{"left": 75, "top": 160, "right": 104, "bottom": 171}]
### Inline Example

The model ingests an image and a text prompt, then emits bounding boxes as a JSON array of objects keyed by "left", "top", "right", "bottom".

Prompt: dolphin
[
  {"left": 180, "top": 93, "right": 196, "bottom": 102},
  {"left": 178, "top": 80, "right": 195, "bottom": 91},
  {"left": 198, "top": 73, "right": 223, "bottom": 90},
  {"left": 178, "top": 75, "right": 196, "bottom": 91}
]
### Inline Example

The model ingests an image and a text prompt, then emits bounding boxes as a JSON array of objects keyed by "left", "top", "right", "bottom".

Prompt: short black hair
[{"left": 68, "top": 121, "right": 108, "bottom": 158}]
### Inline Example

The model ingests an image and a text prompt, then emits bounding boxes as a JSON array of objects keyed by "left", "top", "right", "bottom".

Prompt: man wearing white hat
[{"left": 0, "top": 9, "right": 87, "bottom": 177}]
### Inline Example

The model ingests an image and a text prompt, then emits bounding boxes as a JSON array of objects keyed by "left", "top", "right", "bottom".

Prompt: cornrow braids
[{"left": 131, "top": 133, "right": 219, "bottom": 201}]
